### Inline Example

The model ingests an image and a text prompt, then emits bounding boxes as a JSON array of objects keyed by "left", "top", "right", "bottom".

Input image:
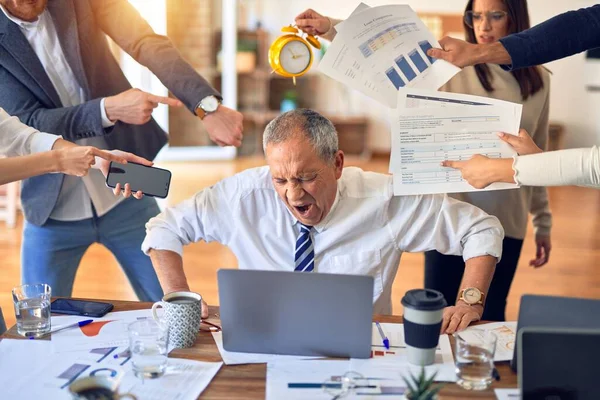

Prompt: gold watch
[{"left": 459, "top": 287, "right": 484, "bottom": 306}]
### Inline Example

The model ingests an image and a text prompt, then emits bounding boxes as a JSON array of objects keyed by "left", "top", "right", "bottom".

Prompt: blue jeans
[{"left": 21, "top": 197, "right": 164, "bottom": 302}]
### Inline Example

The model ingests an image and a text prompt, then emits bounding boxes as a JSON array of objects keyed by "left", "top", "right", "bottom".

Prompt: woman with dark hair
[
  {"left": 295, "top": 0, "right": 552, "bottom": 322},
  {"left": 422, "top": 0, "right": 552, "bottom": 322}
]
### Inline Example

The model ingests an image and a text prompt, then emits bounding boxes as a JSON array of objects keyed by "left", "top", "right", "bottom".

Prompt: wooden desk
[{"left": 2, "top": 299, "right": 518, "bottom": 399}]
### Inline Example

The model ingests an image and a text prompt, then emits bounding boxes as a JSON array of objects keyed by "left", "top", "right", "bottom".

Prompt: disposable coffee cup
[{"left": 401, "top": 289, "right": 447, "bottom": 366}]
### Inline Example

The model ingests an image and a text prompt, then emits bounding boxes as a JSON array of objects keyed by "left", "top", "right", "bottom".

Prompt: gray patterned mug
[{"left": 152, "top": 291, "right": 202, "bottom": 348}]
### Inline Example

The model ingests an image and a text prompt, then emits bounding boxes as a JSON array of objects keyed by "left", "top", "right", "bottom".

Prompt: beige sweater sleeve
[
  {"left": 514, "top": 146, "right": 600, "bottom": 189},
  {"left": 528, "top": 88, "right": 552, "bottom": 236}
]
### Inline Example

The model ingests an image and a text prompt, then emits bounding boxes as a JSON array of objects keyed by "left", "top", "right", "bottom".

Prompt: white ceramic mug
[{"left": 152, "top": 291, "right": 202, "bottom": 348}]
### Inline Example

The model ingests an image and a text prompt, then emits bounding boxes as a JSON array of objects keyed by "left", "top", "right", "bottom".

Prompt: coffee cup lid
[{"left": 401, "top": 289, "right": 447, "bottom": 311}]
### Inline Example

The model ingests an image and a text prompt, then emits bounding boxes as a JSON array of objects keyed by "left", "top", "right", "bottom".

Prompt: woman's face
[{"left": 470, "top": 0, "right": 509, "bottom": 44}]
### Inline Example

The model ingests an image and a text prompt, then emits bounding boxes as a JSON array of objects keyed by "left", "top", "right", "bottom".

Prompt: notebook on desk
[
  {"left": 217, "top": 269, "right": 374, "bottom": 359},
  {"left": 518, "top": 327, "right": 600, "bottom": 400}
]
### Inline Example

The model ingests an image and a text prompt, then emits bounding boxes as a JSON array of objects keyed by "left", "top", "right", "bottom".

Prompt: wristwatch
[
  {"left": 459, "top": 287, "right": 485, "bottom": 306},
  {"left": 195, "top": 95, "right": 221, "bottom": 120}
]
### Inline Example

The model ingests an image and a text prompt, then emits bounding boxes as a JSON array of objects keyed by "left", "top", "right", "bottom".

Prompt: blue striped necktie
[{"left": 294, "top": 223, "right": 315, "bottom": 272}]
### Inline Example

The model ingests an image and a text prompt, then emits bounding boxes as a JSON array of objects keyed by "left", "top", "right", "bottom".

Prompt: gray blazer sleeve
[
  {"left": 0, "top": 66, "right": 107, "bottom": 140},
  {"left": 89, "top": 0, "right": 221, "bottom": 113}
]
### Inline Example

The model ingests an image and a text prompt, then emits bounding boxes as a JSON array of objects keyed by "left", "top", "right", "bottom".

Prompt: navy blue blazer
[
  {"left": 0, "top": 0, "right": 220, "bottom": 226},
  {"left": 499, "top": 5, "right": 600, "bottom": 70}
]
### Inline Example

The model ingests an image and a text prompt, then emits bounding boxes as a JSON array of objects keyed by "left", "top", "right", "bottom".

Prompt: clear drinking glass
[
  {"left": 128, "top": 319, "right": 169, "bottom": 379},
  {"left": 12, "top": 283, "right": 51, "bottom": 337},
  {"left": 454, "top": 330, "right": 497, "bottom": 390}
]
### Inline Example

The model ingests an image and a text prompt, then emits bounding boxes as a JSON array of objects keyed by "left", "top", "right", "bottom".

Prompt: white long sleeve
[
  {"left": 0, "top": 108, "right": 60, "bottom": 157},
  {"left": 514, "top": 146, "right": 600, "bottom": 188}
]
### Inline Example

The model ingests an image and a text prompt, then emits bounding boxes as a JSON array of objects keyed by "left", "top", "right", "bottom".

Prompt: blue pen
[
  {"left": 375, "top": 322, "right": 390, "bottom": 350},
  {"left": 33, "top": 319, "right": 94, "bottom": 339}
]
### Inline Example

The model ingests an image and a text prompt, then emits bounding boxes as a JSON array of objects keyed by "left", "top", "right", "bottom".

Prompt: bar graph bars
[
  {"left": 395, "top": 55, "right": 417, "bottom": 81},
  {"left": 385, "top": 67, "right": 405, "bottom": 89},
  {"left": 408, "top": 49, "right": 428, "bottom": 73},
  {"left": 383, "top": 40, "right": 438, "bottom": 90},
  {"left": 418, "top": 40, "right": 436, "bottom": 64}
]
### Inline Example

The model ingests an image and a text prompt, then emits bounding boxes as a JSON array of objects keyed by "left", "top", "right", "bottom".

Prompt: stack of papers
[
  {"left": 0, "top": 309, "right": 223, "bottom": 400},
  {"left": 318, "top": 3, "right": 523, "bottom": 196}
]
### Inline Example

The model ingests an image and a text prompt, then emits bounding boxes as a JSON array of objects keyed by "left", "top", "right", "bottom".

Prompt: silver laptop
[
  {"left": 217, "top": 269, "right": 374, "bottom": 358},
  {"left": 518, "top": 327, "right": 600, "bottom": 400}
]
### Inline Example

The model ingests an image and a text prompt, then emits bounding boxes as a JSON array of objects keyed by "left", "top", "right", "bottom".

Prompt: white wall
[{"left": 257, "top": 0, "right": 599, "bottom": 150}]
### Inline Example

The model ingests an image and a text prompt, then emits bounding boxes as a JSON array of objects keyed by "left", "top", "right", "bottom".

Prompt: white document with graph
[
  {"left": 460, "top": 322, "right": 518, "bottom": 362},
  {"left": 334, "top": 4, "right": 460, "bottom": 107},
  {"left": 390, "top": 89, "right": 522, "bottom": 195}
]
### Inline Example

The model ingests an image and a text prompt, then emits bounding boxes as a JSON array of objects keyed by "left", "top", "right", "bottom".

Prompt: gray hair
[{"left": 263, "top": 109, "right": 339, "bottom": 164}]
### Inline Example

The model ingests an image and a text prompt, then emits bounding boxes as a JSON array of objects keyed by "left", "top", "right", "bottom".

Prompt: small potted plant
[{"left": 403, "top": 368, "right": 444, "bottom": 400}]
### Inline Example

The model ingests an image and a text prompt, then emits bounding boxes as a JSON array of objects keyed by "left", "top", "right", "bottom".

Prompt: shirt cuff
[
  {"left": 141, "top": 227, "right": 185, "bottom": 257},
  {"left": 29, "top": 131, "right": 62, "bottom": 154},
  {"left": 100, "top": 98, "right": 115, "bottom": 128},
  {"left": 462, "top": 232, "right": 504, "bottom": 264}
]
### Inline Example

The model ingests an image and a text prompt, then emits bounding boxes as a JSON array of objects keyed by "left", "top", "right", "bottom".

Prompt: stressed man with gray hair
[{"left": 142, "top": 109, "right": 504, "bottom": 334}]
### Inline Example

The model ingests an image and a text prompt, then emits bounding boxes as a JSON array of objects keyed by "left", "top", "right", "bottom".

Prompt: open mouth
[{"left": 294, "top": 204, "right": 312, "bottom": 215}]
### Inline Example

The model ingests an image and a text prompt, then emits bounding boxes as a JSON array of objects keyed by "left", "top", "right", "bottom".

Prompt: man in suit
[{"left": 0, "top": 0, "right": 243, "bottom": 301}]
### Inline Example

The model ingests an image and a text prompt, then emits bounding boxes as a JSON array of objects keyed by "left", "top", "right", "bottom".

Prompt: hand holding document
[
  {"left": 319, "top": 3, "right": 460, "bottom": 108},
  {"left": 391, "top": 89, "right": 522, "bottom": 195}
]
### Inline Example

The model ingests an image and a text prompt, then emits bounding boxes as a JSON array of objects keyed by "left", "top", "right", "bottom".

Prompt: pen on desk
[
  {"left": 33, "top": 319, "right": 94, "bottom": 339},
  {"left": 492, "top": 367, "right": 501, "bottom": 381},
  {"left": 375, "top": 322, "right": 390, "bottom": 350}
]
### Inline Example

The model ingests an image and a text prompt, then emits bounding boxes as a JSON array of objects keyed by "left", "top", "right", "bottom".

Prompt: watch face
[
  {"left": 201, "top": 96, "right": 219, "bottom": 112},
  {"left": 280, "top": 41, "right": 312, "bottom": 74},
  {"left": 463, "top": 288, "right": 482, "bottom": 304}
]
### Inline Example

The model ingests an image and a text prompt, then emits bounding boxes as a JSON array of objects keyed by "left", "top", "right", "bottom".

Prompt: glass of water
[
  {"left": 454, "top": 330, "right": 497, "bottom": 390},
  {"left": 12, "top": 283, "right": 51, "bottom": 337},
  {"left": 128, "top": 319, "right": 169, "bottom": 379}
]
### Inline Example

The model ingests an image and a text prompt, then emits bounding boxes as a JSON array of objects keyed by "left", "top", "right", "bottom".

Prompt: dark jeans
[{"left": 424, "top": 237, "right": 524, "bottom": 321}]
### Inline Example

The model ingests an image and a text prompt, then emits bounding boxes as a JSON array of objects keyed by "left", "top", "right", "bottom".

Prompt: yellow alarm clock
[{"left": 268, "top": 25, "right": 321, "bottom": 85}]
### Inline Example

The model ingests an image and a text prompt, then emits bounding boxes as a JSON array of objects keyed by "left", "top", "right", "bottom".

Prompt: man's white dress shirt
[
  {"left": 142, "top": 166, "right": 504, "bottom": 314},
  {"left": 0, "top": 5, "right": 121, "bottom": 221},
  {"left": 0, "top": 108, "right": 59, "bottom": 157}
]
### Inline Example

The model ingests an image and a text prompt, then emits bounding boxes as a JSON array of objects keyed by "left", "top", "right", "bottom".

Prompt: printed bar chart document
[
  {"left": 391, "top": 90, "right": 522, "bottom": 195},
  {"left": 318, "top": 3, "right": 395, "bottom": 106},
  {"left": 334, "top": 4, "right": 460, "bottom": 107}
]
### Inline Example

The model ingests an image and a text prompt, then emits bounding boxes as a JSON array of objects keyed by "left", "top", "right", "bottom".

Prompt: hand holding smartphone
[{"left": 105, "top": 161, "right": 172, "bottom": 198}]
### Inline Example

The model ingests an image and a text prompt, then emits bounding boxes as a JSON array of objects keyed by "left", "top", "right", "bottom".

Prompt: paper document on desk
[
  {"left": 495, "top": 388, "right": 520, "bottom": 400},
  {"left": 120, "top": 358, "right": 222, "bottom": 400},
  {"left": 461, "top": 321, "right": 517, "bottom": 362},
  {"left": 390, "top": 89, "right": 522, "bottom": 195},
  {"left": 0, "top": 338, "right": 221, "bottom": 400},
  {"left": 1, "top": 339, "right": 129, "bottom": 399},
  {"left": 351, "top": 322, "right": 456, "bottom": 382},
  {"left": 50, "top": 309, "right": 153, "bottom": 353},
  {"left": 266, "top": 359, "right": 408, "bottom": 400},
  {"left": 211, "top": 331, "right": 319, "bottom": 365},
  {"left": 333, "top": 4, "right": 460, "bottom": 107}
]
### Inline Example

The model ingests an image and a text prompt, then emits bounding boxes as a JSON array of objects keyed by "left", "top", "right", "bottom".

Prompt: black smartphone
[
  {"left": 105, "top": 161, "right": 172, "bottom": 199},
  {"left": 51, "top": 299, "right": 114, "bottom": 318}
]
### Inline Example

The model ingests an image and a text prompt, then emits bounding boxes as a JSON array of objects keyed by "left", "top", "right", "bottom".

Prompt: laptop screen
[{"left": 519, "top": 328, "right": 600, "bottom": 400}]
